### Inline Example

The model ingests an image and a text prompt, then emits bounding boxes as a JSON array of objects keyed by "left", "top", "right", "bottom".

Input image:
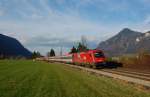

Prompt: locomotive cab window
[{"left": 94, "top": 52, "right": 104, "bottom": 58}]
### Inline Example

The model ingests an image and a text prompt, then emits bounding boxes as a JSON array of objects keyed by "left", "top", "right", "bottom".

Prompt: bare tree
[{"left": 81, "top": 35, "right": 88, "bottom": 48}]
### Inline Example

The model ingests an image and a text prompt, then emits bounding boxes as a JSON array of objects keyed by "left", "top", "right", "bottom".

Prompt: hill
[
  {"left": 0, "top": 34, "right": 32, "bottom": 58},
  {"left": 97, "top": 28, "right": 150, "bottom": 57}
]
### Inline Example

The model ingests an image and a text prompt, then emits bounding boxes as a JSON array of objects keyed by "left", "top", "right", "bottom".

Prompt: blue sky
[{"left": 0, "top": 0, "right": 150, "bottom": 55}]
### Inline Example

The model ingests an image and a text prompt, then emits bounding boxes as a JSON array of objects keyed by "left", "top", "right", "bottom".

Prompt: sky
[{"left": 0, "top": 0, "right": 150, "bottom": 55}]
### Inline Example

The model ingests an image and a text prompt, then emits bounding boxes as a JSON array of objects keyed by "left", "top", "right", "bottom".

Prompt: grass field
[{"left": 0, "top": 60, "right": 150, "bottom": 97}]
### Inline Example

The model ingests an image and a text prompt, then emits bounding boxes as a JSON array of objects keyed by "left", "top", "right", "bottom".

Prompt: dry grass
[{"left": 118, "top": 53, "right": 150, "bottom": 71}]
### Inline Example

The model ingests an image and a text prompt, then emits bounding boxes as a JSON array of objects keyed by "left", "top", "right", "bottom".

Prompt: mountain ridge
[
  {"left": 97, "top": 28, "right": 150, "bottom": 57},
  {"left": 0, "top": 34, "right": 32, "bottom": 58}
]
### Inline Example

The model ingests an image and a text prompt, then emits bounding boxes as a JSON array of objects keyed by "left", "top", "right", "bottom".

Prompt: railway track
[
  {"left": 41, "top": 58, "right": 150, "bottom": 88},
  {"left": 66, "top": 64, "right": 150, "bottom": 88},
  {"left": 109, "top": 68, "right": 150, "bottom": 76},
  {"left": 101, "top": 69, "right": 150, "bottom": 81}
]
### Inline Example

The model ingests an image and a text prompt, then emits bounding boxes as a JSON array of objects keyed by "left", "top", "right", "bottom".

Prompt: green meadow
[{"left": 0, "top": 60, "right": 149, "bottom": 97}]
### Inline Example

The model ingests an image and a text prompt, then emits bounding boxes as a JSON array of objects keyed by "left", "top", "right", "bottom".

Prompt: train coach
[{"left": 72, "top": 49, "right": 106, "bottom": 68}]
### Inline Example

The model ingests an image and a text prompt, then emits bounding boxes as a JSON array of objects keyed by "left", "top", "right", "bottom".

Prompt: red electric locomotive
[{"left": 72, "top": 49, "right": 106, "bottom": 68}]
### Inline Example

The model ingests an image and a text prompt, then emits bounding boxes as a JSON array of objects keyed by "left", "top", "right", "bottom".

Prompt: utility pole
[{"left": 60, "top": 46, "right": 63, "bottom": 56}]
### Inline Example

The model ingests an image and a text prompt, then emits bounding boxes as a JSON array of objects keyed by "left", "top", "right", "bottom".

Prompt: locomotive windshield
[{"left": 94, "top": 52, "right": 104, "bottom": 58}]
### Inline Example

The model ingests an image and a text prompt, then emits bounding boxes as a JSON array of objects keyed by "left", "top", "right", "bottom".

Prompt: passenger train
[{"left": 72, "top": 49, "right": 106, "bottom": 68}]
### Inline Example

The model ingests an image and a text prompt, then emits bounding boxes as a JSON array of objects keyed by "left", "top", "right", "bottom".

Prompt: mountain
[
  {"left": 97, "top": 28, "right": 150, "bottom": 57},
  {"left": 0, "top": 34, "right": 32, "bottom": 58}
]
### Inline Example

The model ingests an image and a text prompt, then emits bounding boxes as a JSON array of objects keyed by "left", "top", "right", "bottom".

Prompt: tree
[
  {"left": 32, "top": 51, "right": 41, "bottom": 59},
  {"left": 81, "top": 35, "right": 88, "bottom": 48},
  {"left": 76, "top": 36, "right": 89, "bottom": 52},
  {"left": 47, "top": 49, "right": 55, "bottom": 57},
  {"left": 77, "top": 42, "right": 88, "bottom": 52},
  {"left": 50, "top": 49, "right": 55, "bottom": 57},
  {"left": 70, "top": 36, "right": 89, "bottom": 53},
  {"left": 70, "top": 46, "right": 77, "bottom": 54}
]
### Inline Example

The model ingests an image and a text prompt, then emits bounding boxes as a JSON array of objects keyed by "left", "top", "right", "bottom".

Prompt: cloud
[
  {"left": 26, "top": 36, "right": 74, "bottom": 47},
  {"left": 25, "top": 35, "right": 99, "bottom": 55},
  {"left": 0, "top": 11, "right": 4, "bottom": 16},
  {"left": 144, "top": 15, "right": 150, "bottom": 24},
  {"left": 0, "top": 0, "right": 150, "bottom": 55},
  {"left": 0, "top": 10, "right": 129, "bottom": 55}
]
